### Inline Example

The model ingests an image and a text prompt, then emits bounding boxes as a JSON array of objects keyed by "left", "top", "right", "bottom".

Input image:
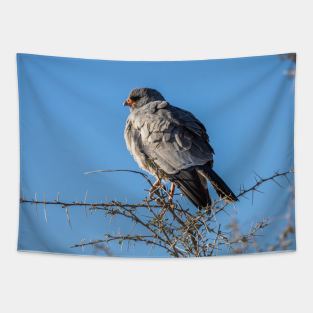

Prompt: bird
[{"left": 123, "top": 87, "right": 238, "bottom": 209}]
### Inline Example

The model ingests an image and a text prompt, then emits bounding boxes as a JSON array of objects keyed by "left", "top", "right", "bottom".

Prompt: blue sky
[{"left": 17, "top": 53, "right": 295, "bottom": 257}]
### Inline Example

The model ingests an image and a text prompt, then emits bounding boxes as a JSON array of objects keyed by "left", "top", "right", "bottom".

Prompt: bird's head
[{"left": 123, "top": 88, "right": 165, "bottom": 109}]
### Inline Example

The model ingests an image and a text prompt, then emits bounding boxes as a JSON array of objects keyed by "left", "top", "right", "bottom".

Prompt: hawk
[{"left": 123, "top": 88, "right": 237, "bottom": 208}]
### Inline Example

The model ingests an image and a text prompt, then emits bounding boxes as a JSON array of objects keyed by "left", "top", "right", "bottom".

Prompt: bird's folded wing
[{"left": 125, "top": 101, "right": 214, "bottom": 175}]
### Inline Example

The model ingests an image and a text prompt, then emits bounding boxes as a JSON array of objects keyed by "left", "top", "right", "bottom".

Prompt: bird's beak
[{"left": 123, "top": 98, "right": 135, "bottom": 107}]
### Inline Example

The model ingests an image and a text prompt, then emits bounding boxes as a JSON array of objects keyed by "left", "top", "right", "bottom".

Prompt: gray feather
[{"left": 124, "top": 100, "right": 214, "bottom": 175}]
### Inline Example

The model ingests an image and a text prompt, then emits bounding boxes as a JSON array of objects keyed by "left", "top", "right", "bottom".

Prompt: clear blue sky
[{"left": 17, "top": 53, "right": 295, "bottom": 257}]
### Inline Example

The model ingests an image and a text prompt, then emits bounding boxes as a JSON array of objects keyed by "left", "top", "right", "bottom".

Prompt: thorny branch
[{"left": 20, "top": 170, "right": 295, "bottom": 257}]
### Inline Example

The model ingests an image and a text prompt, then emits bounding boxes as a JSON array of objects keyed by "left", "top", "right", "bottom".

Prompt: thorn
[
  {"left": 272, "top": 178, "right": 283, "bottom": 188},
  {"left": 84, "top": 190, "right": 88, "bottom": 217},
  {"left": 254, "top": 188, "right": 264, "bottom": 194},
  {"left": 284, "top": 174, "right": 291, "bottom": 184},
  {"left": 34, "top": 192, "right": 38, "bottom": 216},
  {"left": 65, "top": 207, "right": 72, "bottom": 229},
  {"left": 253, "top": 171, "right": 262, "bottom": 180},
  {"left": 43, "top": 193, "right": 48, "bottom": 223}
]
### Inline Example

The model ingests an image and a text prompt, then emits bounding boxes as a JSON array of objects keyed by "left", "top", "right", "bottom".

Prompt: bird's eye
[{"left": 130, "top": 96, "right": 140, "bottom": 101}]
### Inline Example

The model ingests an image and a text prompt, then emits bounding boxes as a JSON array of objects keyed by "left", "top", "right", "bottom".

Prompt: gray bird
[{"left": 123, "top": 88, "right": 237, "bottom": 208}]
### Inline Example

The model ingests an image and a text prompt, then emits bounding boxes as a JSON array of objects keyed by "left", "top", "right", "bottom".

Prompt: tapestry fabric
[{"left": 17, "top": 53, "right": 296, "bottom": 257}]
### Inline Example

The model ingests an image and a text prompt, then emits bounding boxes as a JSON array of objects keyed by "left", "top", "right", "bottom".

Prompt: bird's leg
[
  {"left": 157, "top": 183, "right": 175, "bottom": 219},
  {"left": 168, "top": 183, "right": 176, "bottom": 203},
  {"left": 149, "top": 179, "right": 162, "bottom": 199}
]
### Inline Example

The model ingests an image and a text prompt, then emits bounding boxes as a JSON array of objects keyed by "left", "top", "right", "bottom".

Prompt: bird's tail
[
  {"left": 199, "top": 165, "right": 238, "bottom": 202},
  {"left": 172, "top": 168, "right": 211, "bottom": 208}
]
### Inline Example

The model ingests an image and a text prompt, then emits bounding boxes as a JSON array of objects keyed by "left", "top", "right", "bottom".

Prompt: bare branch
[{"left": 20, "top": 169, "right": 294, "bottom": 257}]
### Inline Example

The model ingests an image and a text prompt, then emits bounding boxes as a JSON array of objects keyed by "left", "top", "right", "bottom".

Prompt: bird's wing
[{"left": 125, "top": 101, "right": 214, "bottom": 175}]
